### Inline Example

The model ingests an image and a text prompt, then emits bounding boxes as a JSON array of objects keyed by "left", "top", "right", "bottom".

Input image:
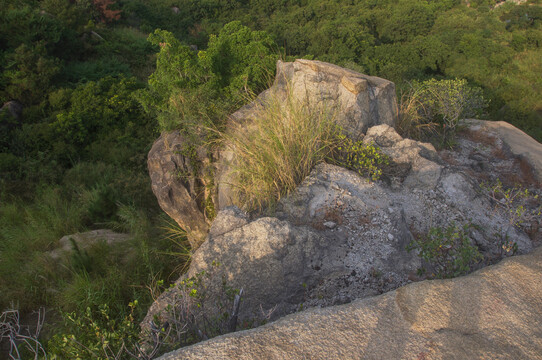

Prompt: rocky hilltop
[{"left": 143, "top": 60, "right": 542, "bottom": 359}]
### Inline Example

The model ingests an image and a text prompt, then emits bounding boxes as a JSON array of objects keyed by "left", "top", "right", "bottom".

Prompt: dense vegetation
[{"left": 0, "top": 0, "right": 541, "bottom": 357}]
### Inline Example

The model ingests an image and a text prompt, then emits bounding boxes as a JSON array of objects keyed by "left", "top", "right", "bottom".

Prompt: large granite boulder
[
  {"left": 158, "top": 246, "right": 542, "bottom": 360},
  {"left": 141, "top": 162, "right": 421, "bottom": 340},
  {"left": 273, "top": 59, "right": 397, "bottom": 137},
  {"left": 217, "top": 59, "right": 398, "bottom": 207},
  {"left": 148, "top": 59, "right": 398, "bottom": 243},
  {"left": 142, "top": 124, "right": 539, "bottom": 340}
]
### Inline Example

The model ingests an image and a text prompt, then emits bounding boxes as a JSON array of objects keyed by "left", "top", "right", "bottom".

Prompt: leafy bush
[
  {"left": 333, "top": 135, "right": 389, "bottom": 182},
  {"left": 137, "top": 21, "right": 279, "bottom": 137},
  {"left": 407, "top": 223, "right": 483, "bottom": 279},
  {"left": 47, "top": 302, "right": 141, "bottom": 359},
  {"left": 398, "top": 78, "right": 488, "bottom": 145}
]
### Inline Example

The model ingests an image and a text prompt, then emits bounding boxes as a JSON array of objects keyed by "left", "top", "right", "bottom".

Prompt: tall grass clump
[{"left": 225, "top": 90, "right": 338, "bottom": 212}]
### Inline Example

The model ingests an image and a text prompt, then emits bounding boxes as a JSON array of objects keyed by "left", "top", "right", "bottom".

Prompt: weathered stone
[
  {"left": 462, "top": 119, "right": 542, "bottom": 185},
  {"left": 364, "top": 124, "right": 443, "bottom": 189},
  {"left": 158, "top": 247, "right": 542, "bottom": 360},
  {"left": 217, "top": 59, "right": 398, "bottom": 208},
  {"left": 143, "top": 163, "right": 421, "bottom": 336},
  {"left": 147, "top": 131, "right": 216, "bottom": 248},
  {"left": 275, "top": 59, "right": 397, "bottom": 138}
]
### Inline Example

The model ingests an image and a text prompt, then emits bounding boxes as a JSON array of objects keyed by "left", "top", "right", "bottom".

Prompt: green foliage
[
  {"left": 334, "top": 136, "right": 389, "bottom": 182},
  {"left": 48, "top": 301, "right": 141, "bottom": 359},
  {"left": 407, "top": 223, "right": 483, "bottom": 279},
  {"left": 2, "top": 41, "right": 60, "bottom": 105},
  {"left": 398, "top": 78, "right": 487, "bottom": 145},
  {"left": 50, "top": 76, "right": 145, "bottom": 148},
  {"left": 138, "top": 21, "right": 279, "bottom": 135}
]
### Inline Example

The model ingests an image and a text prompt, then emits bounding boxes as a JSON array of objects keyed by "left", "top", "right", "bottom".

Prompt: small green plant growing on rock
[
  {"left": 480, "top": 179, "right": 541, "bottom": 257},
  {"left": 407, "top": 223, "right": 483, "bottom": 279},
  {"left": 333, "top": 134, "right": 389, "bottom": 181}
]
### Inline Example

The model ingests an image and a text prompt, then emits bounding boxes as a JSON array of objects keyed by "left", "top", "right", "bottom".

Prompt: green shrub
[
  {"left": 137, "top": 22, "right": 279, "bottom": 139},
  {"left": 407, "top": 223, "right": 483, "bottom": 279},
  {"left": 47, "top": 301, "right": 141, "bottom": 359},
  {"left": 333, "top": 135, "right": 389, "bottom": 182},
  {"left": 398, "top": 79, "right": 487, "bottom": 145}
]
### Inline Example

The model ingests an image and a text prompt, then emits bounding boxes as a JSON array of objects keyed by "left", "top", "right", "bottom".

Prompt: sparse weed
[
  {"left": 407, "top": 222, "right": 483, "bottom": 279},
  {"left": 332, "top": 134, "right": 389, "bottom": 181},
  {"left": 480, "top": 179, "right": 541, "bottom": 257},
  {"left": 397, "top": 79, "right": 487, "bottom": 147}
]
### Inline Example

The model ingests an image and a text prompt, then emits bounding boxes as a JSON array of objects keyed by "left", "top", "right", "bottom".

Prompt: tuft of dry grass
[
  {"left": 396, "top": 85, "right": 439, "bottom": 141},
  {"left": 224, "top": 89, "right": 339, "bottom": 212}
]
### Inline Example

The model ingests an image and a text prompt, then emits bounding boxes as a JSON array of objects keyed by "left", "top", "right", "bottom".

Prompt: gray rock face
[
  {"left": 143, "top": 120, "right": 542, "bottom": 345},
  {"left": 143, "top": 122, "right": 541, "bottom": 351},
  {"left": 143, "top": 60, "right": 542, "bottom": 358},
  {"left": 274, "top": 59, "right": 397, "bottom": 137},
  {"left": 217, "top": 59, "right": 398, "bottom": 208},
  {"left": 142, "top": 163, "right": 421, "bottom": 338},
  {"left": 363, "top": 124, "right": 443, "bottom": 189},
  {"left": 147, "top": 131, "right": 216, "bottom": 248},
  {"left": 158, "top": 247, "right": 542, "bottom": 360}
]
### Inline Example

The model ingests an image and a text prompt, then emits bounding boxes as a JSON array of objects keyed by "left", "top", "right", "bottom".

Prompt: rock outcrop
[
  {"left": 158, "top": 246, "right": 542, "bottom": 360},
  {"left": 143, "top": 61, "right": 542, "bottom": 358},
  {"left": 217, "top": 59, "right": 398, "bottom": 207},
  {"left": 143, "top": 126, "right": 540, "bottom": 341},
  {"left": 147, "top": 131, "right": 216, "bottom": 247},
  {"left": 148, "top": 59, "right": 398, "bottom": 237}
]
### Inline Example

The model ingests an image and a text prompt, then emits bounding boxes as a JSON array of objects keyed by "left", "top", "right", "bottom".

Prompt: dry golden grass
[
  {"left": 396, "top": 86, "right": 438, "bottom": 141},
  {"left": 223, "top": 89, "right": 339, "bottom": 212}
]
